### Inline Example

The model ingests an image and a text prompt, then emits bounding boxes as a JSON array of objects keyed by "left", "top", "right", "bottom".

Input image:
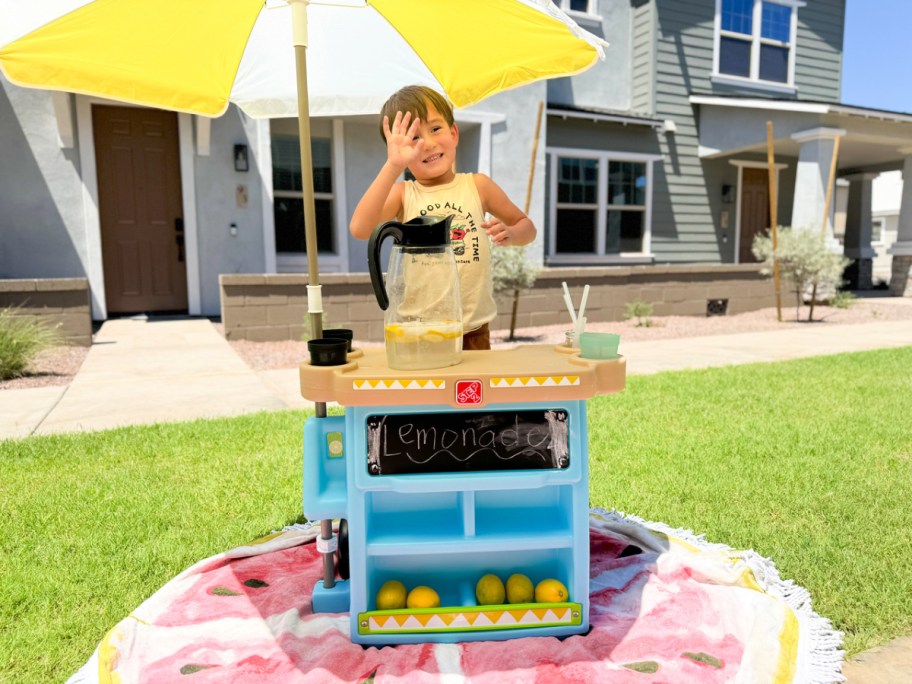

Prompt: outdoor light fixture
[
  {"left": 234, "top": 144, "right": 249, "bottom": 172},
  {"left": 721, "top": 184, "right": 734, "bottom": 204}
]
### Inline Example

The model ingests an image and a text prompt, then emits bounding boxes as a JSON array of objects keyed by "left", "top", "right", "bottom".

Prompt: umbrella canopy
[{"left": 0, "top": 0, "right": 606, "bottom": 118}]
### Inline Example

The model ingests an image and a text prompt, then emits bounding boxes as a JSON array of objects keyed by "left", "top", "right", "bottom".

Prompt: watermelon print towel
[{"left": 68, "top": 509, "right": 844, "bottom": 683}]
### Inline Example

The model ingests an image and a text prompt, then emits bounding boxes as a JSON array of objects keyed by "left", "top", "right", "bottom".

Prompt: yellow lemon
[
  {"left": 420, "top": 330, "right": 446, "bottom": 342},
  {"left": 384, "top": 324, "right": 405, "bottom": 340},
  {"left": 505, "top": 573, "right": 534, "bottom": 604},
  {"left": 475, "top": 574, "right": 506, "bottom": 605},
  {"left": 535, "top": 578, "right": 569, "bottom": 603},
  {"left": 375, "top": 580, "right": 407, "bottom": 610},
  {"left": 406, "top": 586, "right": 440, "bottom": 609}
]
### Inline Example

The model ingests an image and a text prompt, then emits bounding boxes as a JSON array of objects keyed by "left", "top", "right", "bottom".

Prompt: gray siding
[
  {"left": 793, "top": 0, "right": 844, "bottom": 102},
  {"left": 631, "top": 0, "right": 656, "bottom": 115},
  {"left": 651, "top": 0, "right": 719, "bottom": 262},
  {"left": 644, "top": 0, "right": 846, "bottom": 264}
]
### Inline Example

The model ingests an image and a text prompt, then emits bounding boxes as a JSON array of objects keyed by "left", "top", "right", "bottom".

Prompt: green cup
[{"left": 579, "top": 332, "right": 620, "bottom": 360}]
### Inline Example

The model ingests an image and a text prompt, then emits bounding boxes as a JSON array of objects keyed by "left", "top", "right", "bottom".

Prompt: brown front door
[
  {"left": 739, "top": 167, "right": 771, "bottom": 263},
  {"left": 93, "top": 106, "right": 188, "bottom": 313}
]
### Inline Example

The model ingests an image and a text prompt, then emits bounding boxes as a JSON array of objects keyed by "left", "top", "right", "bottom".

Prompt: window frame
[
  {"left": 546, "top": 147, "right": 658, "bottom": 265},
  {"left": 712, "top": 0, "right": 804, "bottom": 93},
  {"left": 558, "top": 0, "right": 602, "bottom": 25},
  {"left": 270, "top": 119, "right": 349, "bottom": 274}
]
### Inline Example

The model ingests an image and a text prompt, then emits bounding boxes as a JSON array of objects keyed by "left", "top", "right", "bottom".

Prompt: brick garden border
[
  {"left": 220, "top": 265, "right": 775, "bottom": 342},
  {"left": 0, "top": 278, "right": 93, "bottom": 346}
]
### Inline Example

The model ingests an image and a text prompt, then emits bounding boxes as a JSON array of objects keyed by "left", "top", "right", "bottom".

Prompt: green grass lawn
[{"left": 2, "top": 347, "right": 912, "bottom": 682}]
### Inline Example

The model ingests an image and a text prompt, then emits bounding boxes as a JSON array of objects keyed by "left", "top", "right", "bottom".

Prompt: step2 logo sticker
[{"left": 455, "top": 379, "right": 483, "bottom": 406}]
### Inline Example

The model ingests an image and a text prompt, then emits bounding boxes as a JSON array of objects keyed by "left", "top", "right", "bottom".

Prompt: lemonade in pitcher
[{"left": 385, "top": 320, "right": 463, "bottom": 370}]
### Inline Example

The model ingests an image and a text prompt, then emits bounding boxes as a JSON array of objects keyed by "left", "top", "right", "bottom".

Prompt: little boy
[{"left": 350, "top": 85, "right": 536, "bottom": 350}]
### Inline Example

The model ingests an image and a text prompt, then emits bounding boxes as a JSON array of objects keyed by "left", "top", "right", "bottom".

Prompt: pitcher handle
[{"left": 367, "top": 223, "right": 404, "bottom": 311}]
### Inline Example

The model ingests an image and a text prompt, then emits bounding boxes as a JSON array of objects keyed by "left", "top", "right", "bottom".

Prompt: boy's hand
[
  {"left": 383, "top": 111, "right": 424, "bottom": 172},
  {"left": 483, "top": 218, "right": 512, "bottom": 246}
]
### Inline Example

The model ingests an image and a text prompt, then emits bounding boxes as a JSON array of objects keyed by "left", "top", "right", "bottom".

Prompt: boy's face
[{"left": 407, "top": 102, "right": 459, "bottom": 185}]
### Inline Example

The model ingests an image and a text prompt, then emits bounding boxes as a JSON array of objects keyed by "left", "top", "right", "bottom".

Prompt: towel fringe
[{"left": 590, "top": 507, "right": 846, "bottom": 684}]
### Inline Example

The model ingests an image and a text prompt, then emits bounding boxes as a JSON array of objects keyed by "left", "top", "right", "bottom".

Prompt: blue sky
[{"left": 841, "top": 0, "right": 911, "bottom": 112}]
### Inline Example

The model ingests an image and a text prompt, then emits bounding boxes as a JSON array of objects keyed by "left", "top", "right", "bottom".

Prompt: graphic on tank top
[{"left": 414, "top": 201, "right": 480, "bottom": 265}]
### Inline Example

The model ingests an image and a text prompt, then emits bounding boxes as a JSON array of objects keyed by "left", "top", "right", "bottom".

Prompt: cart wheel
[{"left": 336, "top": 519, "right": 350, "bottom": 580}]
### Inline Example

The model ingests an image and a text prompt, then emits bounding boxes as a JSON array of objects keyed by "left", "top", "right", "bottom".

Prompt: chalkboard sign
[{"left": 366, "top": 410, "right": 570, "bottom": 476}]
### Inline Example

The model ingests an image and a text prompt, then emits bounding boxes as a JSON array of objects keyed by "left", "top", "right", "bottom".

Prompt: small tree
[
  {"left": 491, "top": 246, "right": 541, "bottom": 340},
  {"left": 752, "top": 227, "right": 849, "bottom": 322}
]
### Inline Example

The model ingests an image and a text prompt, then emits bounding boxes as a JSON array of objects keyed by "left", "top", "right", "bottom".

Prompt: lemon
[
  {"left": 475, "top": 574, "right": 506, "bottom": 605},
  {"left": 384, "top": 324, "right": 405, "bottom": 340},
  {"left": 535, "top": 578, "right": 569, "bottom": 603},
  {"left": 406, "top": 586, "right": 440, "bottom": 609},
  {"left": 375, "top": 580, "right": 407, "bottom": 610},
  {"left": 505, "top": 573, "right": 534, "bottom": 604}
]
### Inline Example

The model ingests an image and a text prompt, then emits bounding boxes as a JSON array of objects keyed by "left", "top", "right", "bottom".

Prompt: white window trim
[
  {"left": 729, "top": 159, "right": 788, "bottom": 264},
  {"left": 546, "top": 147, "right": 660, "bottom": 264},
  {"left": 870, "top": 216, "right": 887, "bottom": 247},
  {"left": 559, "top": 0, "right": 602, "bottom": 25},
  {"left": 712, "top": 0, "right": 804, "bottom": 90},
  {"left": 275, "top": 120, "right": 348, "bottom": 273}
]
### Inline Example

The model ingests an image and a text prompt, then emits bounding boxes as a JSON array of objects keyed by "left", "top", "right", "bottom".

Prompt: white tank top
[{"left": 401, "top": 174, "right": 496, "bottom": 332}]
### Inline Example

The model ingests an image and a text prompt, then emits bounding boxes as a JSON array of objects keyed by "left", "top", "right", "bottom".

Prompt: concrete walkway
[
  {"left": 2, "top": 312, "right": 912, "bottom": 681},
  {"left": 1, "top": 317, "right": 287, "bottom": 438}
]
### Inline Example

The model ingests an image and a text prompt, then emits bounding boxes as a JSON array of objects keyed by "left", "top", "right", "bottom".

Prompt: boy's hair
[{"left": 379, "top": 85, "right": 454, "bottom": 142}]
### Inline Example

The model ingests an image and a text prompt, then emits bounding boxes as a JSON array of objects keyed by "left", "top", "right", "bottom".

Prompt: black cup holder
[
  {"left": 321, "top": 328, "right": 354, "bottom": 352},
  {"left": 307, "top": 338, "right": 349, "bottom": 366}
]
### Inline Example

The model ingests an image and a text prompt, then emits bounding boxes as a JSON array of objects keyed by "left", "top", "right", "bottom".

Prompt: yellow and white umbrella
[{"left": 1, "top": 0, "right": 605, "bottom": 318}]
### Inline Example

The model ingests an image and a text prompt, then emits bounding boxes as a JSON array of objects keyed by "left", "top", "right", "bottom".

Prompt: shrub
[
  {"left": 491, "top": 246, "right": 541, "bottom": 340},
  {"left": 623, "top": 300, "right": 654, "bottom": 328},
  {"left": 0, "top": 306, "right": 61, "bottom": 380},
  {"left": 752, "top": 227, "right": 850, "bottom": 322},
  {"left": 828, "top": 290, "right": 856, "bottom": 309}
]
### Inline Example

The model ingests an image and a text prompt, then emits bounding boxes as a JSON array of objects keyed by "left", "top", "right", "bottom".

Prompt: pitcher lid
[{"left": 395, "top": 215, "right": 452, "bottom": 247}]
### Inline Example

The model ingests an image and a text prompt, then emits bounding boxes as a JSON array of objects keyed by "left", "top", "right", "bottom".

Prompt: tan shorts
[{"left": 462, "top": 323, "right": 490, "bottom": 351}]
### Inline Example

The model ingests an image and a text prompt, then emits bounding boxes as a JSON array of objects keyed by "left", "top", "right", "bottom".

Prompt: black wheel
[{"left": 336, "top": 519, "right": 350, "bottom": 580}]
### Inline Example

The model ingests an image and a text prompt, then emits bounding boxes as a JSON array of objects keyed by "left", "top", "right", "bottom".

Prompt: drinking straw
[
  {"left": 561, "top": 281, "right": 577, "bottom": 324},
  {"left": 575, "top": 284, "right": 590, "bottom": 341}
]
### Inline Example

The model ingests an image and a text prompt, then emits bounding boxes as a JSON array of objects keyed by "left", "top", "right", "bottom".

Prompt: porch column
[
  {"left": 842, "top": 172, "right": 878, "bottom": 290},
  {"left": 889, "top": 151, "right": 912, "bottom": 296},
  {"left": 790, "top": 127, "right": 846, "bottom": 244}
]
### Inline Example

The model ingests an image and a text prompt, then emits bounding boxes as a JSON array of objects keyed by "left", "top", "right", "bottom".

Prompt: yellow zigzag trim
[
  {"left": 489, "top": 376, "right": 580, "bottom": 388},
  {"left": 353, "top": 378, "right": 446, "bottom": 390},
  {"left": 366, "top": 606, "right": 576, "bottom": 631}
]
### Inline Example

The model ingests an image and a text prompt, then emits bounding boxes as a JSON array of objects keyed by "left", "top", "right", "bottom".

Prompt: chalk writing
[{"left": 366, "top": 410, "right": 570, "bottom": 475}]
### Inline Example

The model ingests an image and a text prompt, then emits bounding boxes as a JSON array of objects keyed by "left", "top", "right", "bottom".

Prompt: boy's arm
[
  {"left": 349, "top": 164, "right": 404, "bottom": 239},
  {"left": 475, "top": 174, "right": 537, "bottom": 247},
  {"left": 350, "top": 111, "right": 424, "bottom": 240}
]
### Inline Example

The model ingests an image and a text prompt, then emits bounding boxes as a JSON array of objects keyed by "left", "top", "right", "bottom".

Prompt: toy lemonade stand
[{"left": 300, "top": 341, "right": 625, "bottom": 645}]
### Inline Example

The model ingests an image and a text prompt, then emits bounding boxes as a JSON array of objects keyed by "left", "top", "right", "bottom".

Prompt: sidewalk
[
  {"left": 3, "top": 313, "right": 912, "bottom": 678},
  {"left": 3, "top": 313, "right": 912, "bottom": 439}
]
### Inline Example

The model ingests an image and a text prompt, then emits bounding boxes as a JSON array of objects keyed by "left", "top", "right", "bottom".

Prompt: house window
[
  {"left": 558, "top": 0, "right": 599, "bottom": 19},
  {"left": 715, "top": 0, "right": 799, "bottom": 87},
  {"left": 547, "top": 149, "right": 656, "bottom": 262},
  {"left": 871, "top": 217, "right": 885, "bottom": 244},
  {"left": 271, "top": 135, "right": 334, "bottom": 254}
]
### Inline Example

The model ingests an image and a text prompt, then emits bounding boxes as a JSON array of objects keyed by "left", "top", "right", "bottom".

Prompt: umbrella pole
[
  {"left": 291, "top": 0, "right": 334, "bottom": 590},
  {"left": 766, "top": 121, "right": 783, "bottom": 323}
]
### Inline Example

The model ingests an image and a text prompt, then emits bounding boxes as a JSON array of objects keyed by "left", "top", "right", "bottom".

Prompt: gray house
[{"left": 3, "top": 0, "right": 911, "bottom": 339}]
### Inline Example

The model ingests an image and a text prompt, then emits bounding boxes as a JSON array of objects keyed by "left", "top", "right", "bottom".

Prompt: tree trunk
[
  {"left": 808, "top": 282, "right": 818, "bottom": 321},
  {"left": 508, "top": 288, "right": 520, "bottom": 340}
]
